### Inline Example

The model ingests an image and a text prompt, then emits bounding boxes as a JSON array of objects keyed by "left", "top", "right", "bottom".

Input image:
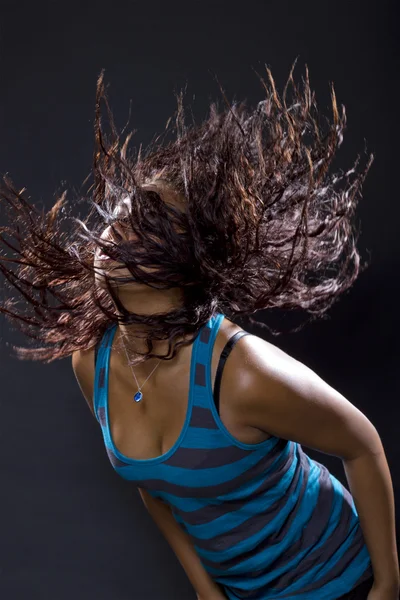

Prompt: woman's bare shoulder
[{"left": 71, "top": 346, "right": 97, "bottom": 419}]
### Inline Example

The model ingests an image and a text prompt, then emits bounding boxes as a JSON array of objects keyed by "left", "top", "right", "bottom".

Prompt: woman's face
[{"left": 93, "top": 181, "right": 186, "bottom": 291}]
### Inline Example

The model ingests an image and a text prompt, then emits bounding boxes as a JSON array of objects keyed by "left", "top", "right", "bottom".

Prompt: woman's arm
[
  {"left": 343, "top": 451, "right": 399, "bottom": 593},
  {"left": 138, "top": 487, "right": 227, "bottom": 599},
  {"left": 230, "top": 336, "right": 399, "bottom": 594}
]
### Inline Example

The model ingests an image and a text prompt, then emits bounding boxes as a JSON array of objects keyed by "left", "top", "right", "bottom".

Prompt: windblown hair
[{"left": 0, "top": 63, "right": 373, "bottom": 364}]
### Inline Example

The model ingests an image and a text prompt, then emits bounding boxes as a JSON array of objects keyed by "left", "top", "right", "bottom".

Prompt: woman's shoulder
[
  {"left": 220, "top": 318, "right": 291, "bottom": 381},
  {"left": 71, "top": 346, "right": 97, "bottom": 420},
  {"left": 218, "top": 322, "right": 302, "bottom": 430}
]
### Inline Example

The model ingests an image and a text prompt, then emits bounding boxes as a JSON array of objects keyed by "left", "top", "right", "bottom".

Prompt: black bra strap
[{"left": 213, "top": 331, "right": 252, "bottom": 415}]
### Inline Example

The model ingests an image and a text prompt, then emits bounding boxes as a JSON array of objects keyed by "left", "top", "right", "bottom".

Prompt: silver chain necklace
[{"left": 120, "top": 331, "right": 161, "bottom": 403}]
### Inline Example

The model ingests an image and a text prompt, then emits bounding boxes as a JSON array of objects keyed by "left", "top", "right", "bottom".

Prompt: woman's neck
[{"left": 113, "top": 322, "right": 190, "bottom": 373}]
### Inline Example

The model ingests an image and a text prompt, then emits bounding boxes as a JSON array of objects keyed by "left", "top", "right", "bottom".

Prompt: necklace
[{"left": 120, "top": 331, "right": 161, "bottom": 403}]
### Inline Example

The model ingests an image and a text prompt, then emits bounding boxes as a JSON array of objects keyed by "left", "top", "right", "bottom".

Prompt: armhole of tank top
[{"left": 213, "top": 330, "right": 252, "bottom": 415}]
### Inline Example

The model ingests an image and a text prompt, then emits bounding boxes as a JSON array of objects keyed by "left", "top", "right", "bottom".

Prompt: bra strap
[{"left": 213, "top": 331, "right": 252, "bottom": 415}]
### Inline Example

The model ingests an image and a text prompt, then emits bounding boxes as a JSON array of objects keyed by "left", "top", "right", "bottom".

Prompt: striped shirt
[{"left": 93, "top": 312, "right": 372, "bottom": 599}]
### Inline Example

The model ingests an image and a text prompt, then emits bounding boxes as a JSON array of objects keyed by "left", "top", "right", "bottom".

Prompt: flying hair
[{"left": 0, "top": 61, "right": 373, "bottom": 364}]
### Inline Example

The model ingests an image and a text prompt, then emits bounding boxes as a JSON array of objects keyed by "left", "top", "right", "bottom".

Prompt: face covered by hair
[{"left": 93, "top": 178, "right": 187, "bottom": 294}]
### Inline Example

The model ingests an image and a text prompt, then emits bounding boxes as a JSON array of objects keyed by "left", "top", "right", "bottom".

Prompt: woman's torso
[
  {"left": 76, "top": 313, "right": 372, "bottom": 599},
  {"left": 84, "top": 314, "right": 270, "bottom": 461}
]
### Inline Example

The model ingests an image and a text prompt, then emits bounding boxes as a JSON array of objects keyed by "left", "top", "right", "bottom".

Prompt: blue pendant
[{"left": 134, "top": 391, "right": 143, "bottom": 403}]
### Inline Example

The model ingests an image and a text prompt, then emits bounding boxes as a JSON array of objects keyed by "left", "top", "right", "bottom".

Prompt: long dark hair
[{"left": 0, "top": 62, "right": 373, "bottom": 365}]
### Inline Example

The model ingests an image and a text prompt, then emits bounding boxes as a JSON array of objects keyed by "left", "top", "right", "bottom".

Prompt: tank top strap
[
  {"left": 188, "top": 312, "right": 252, "bottom": 426},
  {"left": 93, "top": 323, "right": 117, "bottom": 423}
]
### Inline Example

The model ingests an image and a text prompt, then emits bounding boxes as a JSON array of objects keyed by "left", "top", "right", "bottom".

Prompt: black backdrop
[{"left": 0, "top": 1, "right": 398, "bottom": 599}]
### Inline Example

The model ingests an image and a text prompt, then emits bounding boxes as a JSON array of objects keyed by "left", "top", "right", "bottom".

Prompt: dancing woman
[{"left": 0, "top": 65, "right": 398, "bottom": 600}]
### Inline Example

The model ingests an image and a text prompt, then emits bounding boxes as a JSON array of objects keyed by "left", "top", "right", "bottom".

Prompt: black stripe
[{"left": 213, "top": 331, "right": 252, "bottom": 415}]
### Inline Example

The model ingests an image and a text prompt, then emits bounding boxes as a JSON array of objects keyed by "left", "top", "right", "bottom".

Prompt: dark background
[{"left": 0, "top": 1, "right": 398, "bottom": 599}]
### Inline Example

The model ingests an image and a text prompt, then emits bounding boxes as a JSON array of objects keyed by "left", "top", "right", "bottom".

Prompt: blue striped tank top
[{"left": 93, "top": 312, "right": 372, "bottom": 600}]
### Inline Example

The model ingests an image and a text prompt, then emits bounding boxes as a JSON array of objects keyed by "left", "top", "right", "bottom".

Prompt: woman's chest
[{"left": 106, "top": 323, "right": 270, "bottom": 462}]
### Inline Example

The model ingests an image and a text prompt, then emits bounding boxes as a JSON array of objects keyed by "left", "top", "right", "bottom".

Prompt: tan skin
[{"left": 73, "top": 179, "right": 399, "bottom": 598}]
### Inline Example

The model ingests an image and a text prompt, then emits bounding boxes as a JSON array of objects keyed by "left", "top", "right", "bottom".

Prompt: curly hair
[{"left": 0, "top": 62, "right": 373, "bottom": 365}]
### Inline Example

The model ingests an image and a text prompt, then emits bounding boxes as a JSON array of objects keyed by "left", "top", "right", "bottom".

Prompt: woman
[{"left": 0, "top": 65, "right": 398, "bottom": 600}]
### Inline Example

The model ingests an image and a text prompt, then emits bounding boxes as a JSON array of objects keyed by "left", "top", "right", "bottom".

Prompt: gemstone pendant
[{"left": 133, "top": 391, "right": 143, "bottom": 403}]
